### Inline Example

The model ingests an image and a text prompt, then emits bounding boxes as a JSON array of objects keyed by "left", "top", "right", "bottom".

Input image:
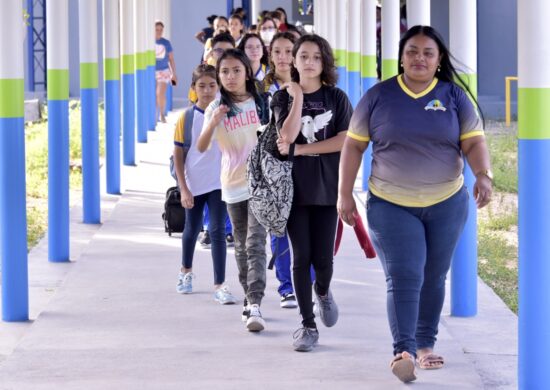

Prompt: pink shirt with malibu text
[{"left": 203, "top": 97, "right": 260, "bottom": 204}]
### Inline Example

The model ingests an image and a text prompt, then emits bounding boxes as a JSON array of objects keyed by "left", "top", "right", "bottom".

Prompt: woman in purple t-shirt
[{"left": 338, "top": 26, "right": 492, "bottom": 384}]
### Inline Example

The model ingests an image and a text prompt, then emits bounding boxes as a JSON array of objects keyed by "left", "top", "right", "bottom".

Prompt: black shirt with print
[{"left": 271, "top": 85, "right": 353, "bottom": 206}]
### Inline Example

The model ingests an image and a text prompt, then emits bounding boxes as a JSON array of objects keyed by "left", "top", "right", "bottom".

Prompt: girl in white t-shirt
[
  {"left": 173, "top": 64, "right": 236, "bottom": 305},
  {"left": 197, "top": 49, "right": 269, "bottom": 333}
]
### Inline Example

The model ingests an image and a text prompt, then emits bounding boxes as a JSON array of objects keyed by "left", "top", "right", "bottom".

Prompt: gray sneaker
[
  {"left": 314, "top": 285, "right": 338, "bottom": 327},
  {"left": 214, "top": 285, "right": 237, "bottom": 305},
  {"left": 176, "top": 272, "right": 194, "bottom": 294},
  {"left": 293, "top": 327, "right": 319, "bottom": 352},
  {"left": 246, "top": 304, "right": 266, "bottom": 332}
]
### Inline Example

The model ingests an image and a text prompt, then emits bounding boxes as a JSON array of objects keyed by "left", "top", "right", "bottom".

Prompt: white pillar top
[
  {"left": 335, "top": 0, "right": 347, "bottom": 52},
  {"left": 79, "top": 0, "right": 98, "bottom": 63},
  {"left": 120, "top": 0, "right": 134, "bottom": 56},
  {"left": 518, "top": 0, "right": 550, "bottom": 88},
  {"left": 134, "top": 0, "right": 144, "bottom": 54},
  {"left": 347, "top": 0, "right": 361, "bottom": 54},
  {"left": 103, "top": 0, "right": 120, "bottom": 60},
  {"left": 449, "top": 0, "right": 476, "bottom": 73},
  {"left": 406, "top": 0, "right": 430, "bottom": 27},
  {"left": 361, "top": 0, "right": 377, "bottom": 57},
  {"left": 46, "top": 0, "right": 69, "bottom": 70},
  {"left": 0, "top": 0, "right": 24, "bottom": 78},
  {"left": 381, "top": 0, "right": 400, "bottom": 61}
]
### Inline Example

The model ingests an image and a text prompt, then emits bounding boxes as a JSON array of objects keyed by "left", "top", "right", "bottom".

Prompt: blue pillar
[
  {"left": 81, "top": 85, "right": 101, "bottom": 223},
  {"left": 47, "top": 1, "right": 70, "bottom": 260},
  {"left": 48, "top": 97, "right": 70, "bottom": 260},
  {"left": 136, "top": 52, "right": 147, "bottom": 143},
  {"left": 1, "top": 0, "right": 29, "bottom": 321},
  {"left": 148, "top": 53, "right": 156, "bottom": 130},
  {"left": 518, "top": 140, "right": 550, "bottom": 389},
  {"left": 103, "top": 0, "right": 122, "bottom": 194},
  {"left": 105, "top": 77, "right": 121, "bottom": 194},
  {"left": 450, "top": 163, "right": 477, "bottom": 316},
  {"left": 121, "top": 0, "right": 135, "bottom": 166},
  {"left": 0, "top": 116, "right": 29, "bottom": 321},
  {"left": 122, "top": 68, "right": 136, "bottom": 166},
  {"left": 517, "top": 1, "right": 550, "bottom": 383},
  {"left": 166, "top": 82, "right": 173, "bottom": 114}
]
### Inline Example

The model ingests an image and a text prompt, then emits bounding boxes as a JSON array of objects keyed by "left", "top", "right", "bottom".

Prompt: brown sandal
[
  {"left": 417, "top": 353, "right": 445, "bottom": 370},
  {"left": 390, "top": 351, "right": 417, "bottom": 383}
]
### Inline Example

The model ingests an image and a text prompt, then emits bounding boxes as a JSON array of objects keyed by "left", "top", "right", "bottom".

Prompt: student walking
[
  {"left": 338, "top": 26, "right": 492, "bottom": 383},
  {"left": 155, "top": 21, "right": 177, "bottom": 123},
  {"left": 173, "top": 64, "right": 236, "bottom": 305},
  {"left": 264, "top": 32, "right": 300, "bottom": 309},
  {"left": 272, "top": 34, "right": 353, "bottom": 351},
  {"left": 197, "top": 49, "right": 269, "bottom": 332}
]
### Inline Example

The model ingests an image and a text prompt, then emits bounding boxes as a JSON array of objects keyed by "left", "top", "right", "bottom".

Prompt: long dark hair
[
  {"left": 237, "top": 33, "right": 269, "bottom": 66},
  {"left": 290, "top": 34, "right": 337, "bottom": 86},
  {"left": 215, "top": 49, "right": 269, "bottom": 124},
  {"left": 398, "top": 25, "right": 484, "bottom": 122},
  {"left": 264, "top": 32, "right": 297, "bottom": 87}
]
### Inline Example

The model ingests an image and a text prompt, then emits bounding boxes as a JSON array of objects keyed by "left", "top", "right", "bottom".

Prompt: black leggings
[{"left": 286, "top": 205, "right": 338, "bottom": 328}]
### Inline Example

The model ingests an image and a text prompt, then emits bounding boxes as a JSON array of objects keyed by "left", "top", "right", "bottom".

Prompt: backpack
[
  {"left": 169, "top": 106, "right": 195, "bottom": 180},
  {"left": 247, "top": 117, "right": 295, "bottom": 237},
  {"left": 162, "top": 186, "right": 186, "bottom": 236}
]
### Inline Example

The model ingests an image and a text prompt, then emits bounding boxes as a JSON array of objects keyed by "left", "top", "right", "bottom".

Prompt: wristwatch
[{"left": 475, "top": 168, "right": 494, "bottom": 182}]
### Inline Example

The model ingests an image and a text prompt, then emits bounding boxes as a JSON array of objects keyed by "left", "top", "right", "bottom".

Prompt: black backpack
[{"left": 162, "top": 186, "right": 186, "bottom": 236}]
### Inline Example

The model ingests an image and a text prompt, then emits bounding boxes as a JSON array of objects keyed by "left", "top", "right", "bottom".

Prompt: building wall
[{"left": 477, "top": 0, "right": 517, "bottom": 119}]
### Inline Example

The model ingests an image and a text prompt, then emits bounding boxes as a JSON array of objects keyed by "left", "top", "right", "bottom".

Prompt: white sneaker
[
  {"left": 246, "top": 304, "right": 266, "bottom": 332},
  {"left": 176, "top": 272, "right": 194, "bottom": 294},
  {"left": 214, "top": 285, "right": 237, "bottom": 305}
]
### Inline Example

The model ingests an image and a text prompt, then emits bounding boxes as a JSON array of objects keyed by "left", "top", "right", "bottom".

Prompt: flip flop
[
  {"left": 390, "top": 351, "right": 417, "bottom": 383},
  {"left": 417, "top": 353, "right": 445, "bottom": 370}
]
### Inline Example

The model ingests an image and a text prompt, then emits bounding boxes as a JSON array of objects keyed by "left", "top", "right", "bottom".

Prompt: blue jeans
[
  {"left": 271, "top": 234, "right": 293, "bottom": 296},
  {"left": 203, "top": 205, "right": 232, "bottom": 234},
  {"left": 182, "top": 190, "right": 227, "bottom": 285},
  {"left": 366, "top": 187, "right": 469, "bottom": 357}
]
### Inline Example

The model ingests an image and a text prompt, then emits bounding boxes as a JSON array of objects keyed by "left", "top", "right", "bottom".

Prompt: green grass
[
  {"left": 25, "top": 100, "right": 105, "bottom": 249},
  {"left": 478, "top": 227, "right": 518, "bottom": 313},
  {"left": 477, "top": 127, "right": 519, "bottom": 313},
  {"left": 485, "top": 132, "right": 517, "bottom": 193}
]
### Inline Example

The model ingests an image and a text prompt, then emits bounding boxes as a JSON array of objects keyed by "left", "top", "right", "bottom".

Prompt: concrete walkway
[{"left": 0, "top": 112, "right": 517, "bottom": 389}]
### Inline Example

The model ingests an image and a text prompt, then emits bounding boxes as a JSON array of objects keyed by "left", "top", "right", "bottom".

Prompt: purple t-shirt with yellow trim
[{"left": 347, "top": 75, "right": 484, "bottom": 207}]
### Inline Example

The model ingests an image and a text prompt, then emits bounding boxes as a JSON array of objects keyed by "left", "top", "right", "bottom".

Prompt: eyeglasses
[{"left": 260, "top": 27, "right": 276, "bottom": 32}]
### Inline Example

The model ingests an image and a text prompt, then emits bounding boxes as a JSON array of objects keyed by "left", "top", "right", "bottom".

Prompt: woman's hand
[
  {"left": 337, "top": 193, "right": 358, "bottom": 226},
  {"left": 473, "top": 175, "right": 492, "bottom": 208},
  {"left": 212, "top": 104, "right": 230, "bottom": 124},
  {"left": 171, "top": 74, "right": 178, "bottom": 85},
  {"left": 282, "top": 82, "right": 303, "bottom": 100},
  {"left": 276, "top": 137, "right": 291, "bottom": 156},
  {"left": 180, "top": 188, "right": 194, "bottom": 209}
]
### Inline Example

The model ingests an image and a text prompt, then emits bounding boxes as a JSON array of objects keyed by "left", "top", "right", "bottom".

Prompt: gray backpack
[{"left": 247, "top": 119, "right": 295, "bottom": 237}]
